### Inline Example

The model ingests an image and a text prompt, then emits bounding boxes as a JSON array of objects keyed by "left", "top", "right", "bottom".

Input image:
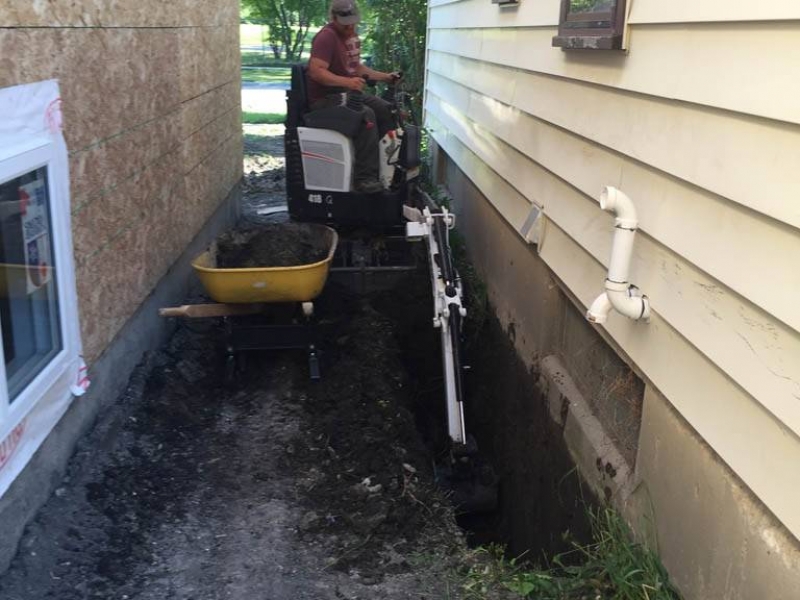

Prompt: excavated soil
[
  {"left": 215, "top": 223, "right": 331, "bottom": 268},
  {"left": 0, "top": 122, "right": 592, "bottom": 600},
  {"left": 0, "top": 273, "right": 468, "bottom": 600},
  {"left": 0, "top": 124, "right": 471, "bottom": 600}
]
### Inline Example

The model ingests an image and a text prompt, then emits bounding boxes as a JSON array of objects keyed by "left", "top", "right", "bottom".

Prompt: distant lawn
[
  {"left": 242, "top": 51, "right": 309, "bottom": 68},
  {"left": 243, "top": 111, "right": 285, "bottom": 125},
  {"left": 241, "top": 67, "right": 290, "bottom": 84},
  {"left": 241, "top": 23, "right": 268, "bottom": 47}
]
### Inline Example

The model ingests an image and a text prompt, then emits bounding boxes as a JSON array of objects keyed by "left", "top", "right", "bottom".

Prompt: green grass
[
  {"left": 241, "top": 50, "right": 313, "bottom": 67},
  {"left": 242, "top": 52, "right": 298, "bottom": 68},
  {"left": 241, "top": 67, "right": 290, "bottom": 84},
  {"left": 242, "top": 111, "right": 285, "bottom": 125},
  {"left": 463, "top": 507, "right": 681, "bottom": 599}
]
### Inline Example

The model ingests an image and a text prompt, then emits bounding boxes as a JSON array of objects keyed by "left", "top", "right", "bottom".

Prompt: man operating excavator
[{"left": 305, "top": 0, "right": 400, "bottom": 194}]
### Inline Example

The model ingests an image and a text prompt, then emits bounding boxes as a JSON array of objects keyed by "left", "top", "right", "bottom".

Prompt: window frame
[
  {"left": 0, "top": 138, "right": 81, "bottom": 446},
  {"left": 552, "top": 0, "right": 628, "bottom": 50}
]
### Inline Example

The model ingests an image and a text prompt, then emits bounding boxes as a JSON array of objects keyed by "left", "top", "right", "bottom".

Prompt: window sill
[{"left": 552, "top": 34, "right": 623, "bottom": 50}]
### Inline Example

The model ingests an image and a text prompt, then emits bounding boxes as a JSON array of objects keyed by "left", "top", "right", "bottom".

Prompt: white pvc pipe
[
  {"left": 600, "top": 186, "right": 638, "bottom": 229},
  {"left": 586, "top": 292, "right": 612, "bottom": 324},
  {"left": 607, "top": 228, "right": 636, "bottom": 283},
  {"left": 606, "top": 280, "right": 650, "bottom": 321},
  {"left": 586, "top": 186, "right": 650, "bottom": 323}
]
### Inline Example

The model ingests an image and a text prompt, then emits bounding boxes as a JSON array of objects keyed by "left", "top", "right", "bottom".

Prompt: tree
[
  {"left": 360, "top": 0, "right": 427, "bottom": 98},
  {"left": 242, "top": 0, "right": 327, "bottom": 61}
]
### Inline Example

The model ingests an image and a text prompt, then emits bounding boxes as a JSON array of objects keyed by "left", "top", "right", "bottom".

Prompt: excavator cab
[{"left": 284, "top": 65, "right": 421, "bottom": 228}]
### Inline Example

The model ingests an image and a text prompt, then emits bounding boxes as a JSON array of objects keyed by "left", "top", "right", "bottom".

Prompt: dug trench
[
  {"left": 0, "top": 234, "right": 593, "bottom": 599},
  {"left": 385, "top": 258, "right": 595, "bottom": 560},
  {"left": 0, "top": 129, "right": 595, "bottom": 597}
]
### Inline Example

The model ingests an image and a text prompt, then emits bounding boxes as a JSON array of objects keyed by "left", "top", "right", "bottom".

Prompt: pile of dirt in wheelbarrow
[{"left": 215, "top": 223, "right": 331, "bottom": 268}]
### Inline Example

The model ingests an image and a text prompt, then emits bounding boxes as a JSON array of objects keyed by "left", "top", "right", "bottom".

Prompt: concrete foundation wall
[
  {"left": 632, "top": 387, "right": 800, "bottom": 599},
  {"left": 434, "top": 141, "right": 800, "bottom": 599},
  {"left": 0, "top": 0, "right": 242, "bottom": 363}
]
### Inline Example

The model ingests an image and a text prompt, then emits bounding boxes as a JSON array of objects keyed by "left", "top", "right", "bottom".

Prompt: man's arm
[
  {"left": 355, "top": 64, "right": 399, "bottom": 84},
  {"left": 308, "top": 57, "right": 364, "bottom": 92}
]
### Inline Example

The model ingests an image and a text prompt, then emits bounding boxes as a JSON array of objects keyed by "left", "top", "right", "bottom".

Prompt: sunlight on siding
[{"left": 440, "top": 101, "right": 503, "bottom": 164}]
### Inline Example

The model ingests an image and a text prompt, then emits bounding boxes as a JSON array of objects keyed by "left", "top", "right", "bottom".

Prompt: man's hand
[
  {"left": 345, "top": 77, "right": 366, "bottom": 92},
  {"left": 379, "top": 71, "right": 401, "bottom": 83}
]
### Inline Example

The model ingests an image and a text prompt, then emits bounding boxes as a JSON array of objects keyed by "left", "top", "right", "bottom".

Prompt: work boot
[{"left": 354, "top": 179, "right": 383, "bottom": 194}]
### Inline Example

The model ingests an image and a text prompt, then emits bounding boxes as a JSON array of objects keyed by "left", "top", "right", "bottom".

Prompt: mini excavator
[{"left": 284, "top": 67, "right": 497, "bottom": 514}]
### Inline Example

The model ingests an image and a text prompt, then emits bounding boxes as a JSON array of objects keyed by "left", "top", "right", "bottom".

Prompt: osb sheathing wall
[{"left": 0, "top": 0, "right": 243, "bottom": 363}]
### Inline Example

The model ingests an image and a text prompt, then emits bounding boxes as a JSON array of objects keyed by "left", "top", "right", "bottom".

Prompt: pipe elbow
[
  {"left": 586, "top": 187, "right": 650, "bottom": 326},
  {"left": 600, "top": 186, "right": 638, "bottom": 229},
  {"left": 606, "top": 282, "right": 651, "bottom": 322},
  {"left": 586, "top": 292, "right": 612, "bottom": 324}
]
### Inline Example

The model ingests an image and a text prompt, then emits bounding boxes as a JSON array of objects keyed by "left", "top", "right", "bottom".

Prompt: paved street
[{"left": 242, "top": 83, "right": 288, "bottom": 115}]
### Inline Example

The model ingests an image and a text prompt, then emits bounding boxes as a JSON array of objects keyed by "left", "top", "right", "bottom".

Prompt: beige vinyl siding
[
  {"left": 429, "top": 0, "right": 464, "bottom": 7},
  {"left": 427, "top": 0, "right": 800, "bottom": 540},
  {"left": 429, "top": 0, "right": 800, "bottom": 27},
  {"left": 628, "top": 1, "right": 800, "bottom": 24},
  {"left": 425, "top": 65, "right": 800, "bottom": 332},
  {"left": 441, "top": 54, "right": 800, "bottom": 231},
  {"left": 428, "top": 104, "right": 800, "bottom": 540},
  {"left": 428, "top": 27, "right": 800, "bottom": 127},
  {"left": 426, "top": 88, "right": 800, "bottom": 422}
]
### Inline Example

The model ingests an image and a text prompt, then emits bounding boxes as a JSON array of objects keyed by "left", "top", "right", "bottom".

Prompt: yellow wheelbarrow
[
  {"left": 191, "top": 225, "right": 338, "bottom": 305},
  {"left": 160, "top": 224, "right": 339, "bottom": 380}
]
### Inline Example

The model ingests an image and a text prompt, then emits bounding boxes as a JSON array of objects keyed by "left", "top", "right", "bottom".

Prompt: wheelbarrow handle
[{"left": 159, "top": 303, "right": 264, "bottom": 318}]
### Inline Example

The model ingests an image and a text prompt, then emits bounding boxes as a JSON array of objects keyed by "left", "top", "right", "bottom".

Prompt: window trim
[
  {"left": 552, "top": 0, "right": 628, "bottom": 50},
  {"left": 0, "top": 139, "right": 81, "bottom": 446}
]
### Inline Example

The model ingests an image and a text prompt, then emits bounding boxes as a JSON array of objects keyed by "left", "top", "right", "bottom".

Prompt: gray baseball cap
[{"left": 331, "top": 0, "right": 361, "bottom": 25}]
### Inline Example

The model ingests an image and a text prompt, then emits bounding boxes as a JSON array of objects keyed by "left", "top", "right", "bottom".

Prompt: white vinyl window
[
  {"left": 0, "top": 80, "right": 83, "bottom": 497},
  {"left": 0, "top": 134, "right": 82, "bottom": 459}
]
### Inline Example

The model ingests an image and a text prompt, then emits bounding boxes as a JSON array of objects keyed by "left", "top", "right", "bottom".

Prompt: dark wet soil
[
  {"left": 0, "top": 122, "right": 592, "bottom": 600},
  {"left": 459, "top": 315, "right": 594, "bottom": 559},
  {"left": 282, "top": 277, "right": 455, "bottom": 577},
  {"left": 0, "top": 124, "right": 468, "bottom": 600},
  {"left": 215, "top": 223, "right": 331, "bottom": 268},
  {"left": 0, "top": 269, "right": 466, "bottom": 599}
]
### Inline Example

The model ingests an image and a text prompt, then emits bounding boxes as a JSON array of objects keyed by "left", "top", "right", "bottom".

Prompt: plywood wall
[
  {"left": 0, "top": 0, "right": 243, "bottom": 362},
  {"left": 425, "top": 0, "right": 800, "bottom": 543}
]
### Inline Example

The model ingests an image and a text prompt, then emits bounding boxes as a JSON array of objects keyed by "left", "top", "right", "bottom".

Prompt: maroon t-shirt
[{"left": 306, "top": 23, "right": 361, "bottom": 104}]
